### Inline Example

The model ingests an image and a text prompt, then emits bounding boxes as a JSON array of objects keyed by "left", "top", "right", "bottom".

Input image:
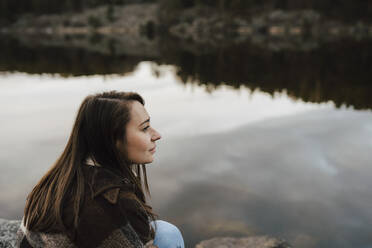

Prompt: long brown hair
[{"left": 24, "top": 91, "right": 156, "bottom": 233}]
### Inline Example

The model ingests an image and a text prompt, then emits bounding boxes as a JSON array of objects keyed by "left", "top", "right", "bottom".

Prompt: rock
[
  {"left": 269, "top": 26, "right": 286, "bottom": 36},
  {"left": 302, "top": 10, "right": 321, "bottom": 23},
  {"left": 289, "top": 27, "right": 302, "bottom": 35},
  {"left": 0, "top": 219, "right": 21, "bottom": 248},
  {"left": 268, "top": 10, "right": 287, "bottom": 22},
  {"left": 195, "top": 236, "right": 291, "bottom": 248},
  {"left": 1, "top": 219, "right": 292, "bottom": 248}
]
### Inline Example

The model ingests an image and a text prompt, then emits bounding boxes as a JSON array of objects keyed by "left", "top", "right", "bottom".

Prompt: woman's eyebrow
[{"left": 139, "top": 118, "right": 150, "bottom": 127}]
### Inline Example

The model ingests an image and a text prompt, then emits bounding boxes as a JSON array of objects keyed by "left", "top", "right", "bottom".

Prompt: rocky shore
[
  {"left": 0, "top": 219, "right": 21, "bottom": 248},
  {"left": 0, "top": 218, "right": 290, "bottom": 248},
  {"left": 1, "top": 3, "right": 372, "bottom": 52},
  {"left": 170, "top": 8, "right": 372, "bottom": 50},
  {"left": 195, "top": 236, "right": 291, "bottom": 248}
]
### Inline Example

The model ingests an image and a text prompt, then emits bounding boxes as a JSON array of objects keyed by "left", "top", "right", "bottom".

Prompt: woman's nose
[{"left": 152, "top": 128, "right": 161, "bottom": 141}]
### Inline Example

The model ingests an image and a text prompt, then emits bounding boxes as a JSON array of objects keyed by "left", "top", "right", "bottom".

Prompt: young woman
[{"left": 16, "top": 91, "right": 185, "bottom": 248}]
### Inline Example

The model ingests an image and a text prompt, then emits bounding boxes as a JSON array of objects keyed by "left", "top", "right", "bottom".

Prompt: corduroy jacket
[{"left": 16, "top": 164, "right": 157, "bottom": 248}]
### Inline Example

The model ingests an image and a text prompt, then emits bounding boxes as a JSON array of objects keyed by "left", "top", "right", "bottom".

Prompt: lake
[{"left": 0, "top": 36, "right": 372, "bottom": 248}]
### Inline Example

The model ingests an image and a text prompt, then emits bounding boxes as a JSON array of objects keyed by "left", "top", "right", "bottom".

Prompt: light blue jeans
[{"left": 150, "top": 220, "right": 185, "bottom": 248}]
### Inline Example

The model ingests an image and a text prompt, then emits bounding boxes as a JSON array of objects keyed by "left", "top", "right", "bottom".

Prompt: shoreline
[
  {"left": 1, "top": 3, "right": 372, "bottom": 50},
  {"left": 0, "top": 218, "right": 291, "bottom": 248}
]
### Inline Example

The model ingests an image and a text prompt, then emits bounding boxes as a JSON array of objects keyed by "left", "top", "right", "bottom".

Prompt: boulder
[
  {"left": 0, "top": 219, "right": 21, "bottom": 248},
  {"left": 195, "top": 236, "right": 291, "bottom": 248}
]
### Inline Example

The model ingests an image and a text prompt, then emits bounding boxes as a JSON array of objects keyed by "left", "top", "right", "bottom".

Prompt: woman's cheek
[{"left": 137, "top": 132, "right": 149, "bottom": 150}]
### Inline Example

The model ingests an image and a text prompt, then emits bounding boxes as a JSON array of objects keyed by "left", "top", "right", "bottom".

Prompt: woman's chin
[{"left": 142, "top": 156, "right": 154, "bottom": 164}]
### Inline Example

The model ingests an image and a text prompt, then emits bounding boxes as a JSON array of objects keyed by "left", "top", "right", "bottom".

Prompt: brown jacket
[{"left": 16, "top": 165, "right": 157, "bottom": 248}]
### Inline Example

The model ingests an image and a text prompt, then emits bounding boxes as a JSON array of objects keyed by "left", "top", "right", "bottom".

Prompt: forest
[{"left": 1, "top": 0, "right": 372, "bottom": 25}]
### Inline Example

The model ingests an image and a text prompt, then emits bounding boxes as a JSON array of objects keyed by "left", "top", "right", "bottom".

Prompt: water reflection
[
  {"left": 149, "top": 108, "right": 372, "bottom": 248},
  {"left": 1, "top": 35, "right": 371, "bottom": 110},
  {"left": 1, "top": 63, "right": 372, "bottom": 248}
]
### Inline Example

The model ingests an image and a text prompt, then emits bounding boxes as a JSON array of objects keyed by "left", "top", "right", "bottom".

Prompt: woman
[{"left": 16, "top": 91, "right": 185, "bottom": 248}]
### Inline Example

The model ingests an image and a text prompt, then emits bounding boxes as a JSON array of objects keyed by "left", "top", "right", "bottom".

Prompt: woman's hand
[{"left": 144, "top": 240, "right": 158, "bottom": 248}]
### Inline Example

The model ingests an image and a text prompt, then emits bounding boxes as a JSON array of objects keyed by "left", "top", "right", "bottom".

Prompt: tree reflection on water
[{"left": 0, "top": 35, "right": 371, "bottom": 110}]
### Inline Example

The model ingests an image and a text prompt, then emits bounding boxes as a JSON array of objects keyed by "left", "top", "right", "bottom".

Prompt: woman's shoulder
[
  {"left": 61, "top": 165, "right": 136, "bottom": 234},
  {"left": 79, "top": 164, "right": 147, "bottom": 223},
  {"left": 60, "top": 166, "right": 146, "bottom": 247}
]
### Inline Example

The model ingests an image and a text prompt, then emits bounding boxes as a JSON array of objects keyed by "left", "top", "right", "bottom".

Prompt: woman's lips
[{"left": 149, "top": 147, "right": 156, "bottom": 153}]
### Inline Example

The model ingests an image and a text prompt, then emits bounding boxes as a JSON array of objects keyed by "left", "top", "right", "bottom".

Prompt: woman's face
[{"left": 123, "top": 101, "right": 161, "bottom": 164}]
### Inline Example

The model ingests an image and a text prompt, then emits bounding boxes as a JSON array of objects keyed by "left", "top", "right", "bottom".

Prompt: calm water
[{"left": 1, "top": 62, "right": 372, "bottom": 248}]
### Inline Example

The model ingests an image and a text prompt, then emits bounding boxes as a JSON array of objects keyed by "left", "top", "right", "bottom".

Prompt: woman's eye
[{"left": 143, "top": 126, "right": 150, "bottom": 131}]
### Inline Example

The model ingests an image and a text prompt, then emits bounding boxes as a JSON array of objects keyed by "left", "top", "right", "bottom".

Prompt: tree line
[
  {"left": 158, "top": 0, "right": 372, "bottom": 22},
  {"left": 0, "top": 0, "right": 154, "bottom": 25},
  {"left": 1, "top": 0, "right": 372, "bottom": 25}
]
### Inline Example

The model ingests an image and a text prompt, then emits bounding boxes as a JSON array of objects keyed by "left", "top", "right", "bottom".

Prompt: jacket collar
[{"left": 83, "top": 162, "right": 135, "bottom": 198}]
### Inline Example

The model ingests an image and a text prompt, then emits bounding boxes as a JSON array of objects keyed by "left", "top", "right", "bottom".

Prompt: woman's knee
[{"left": 150, "top": 220, "right": 185, "bottom": 248}]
